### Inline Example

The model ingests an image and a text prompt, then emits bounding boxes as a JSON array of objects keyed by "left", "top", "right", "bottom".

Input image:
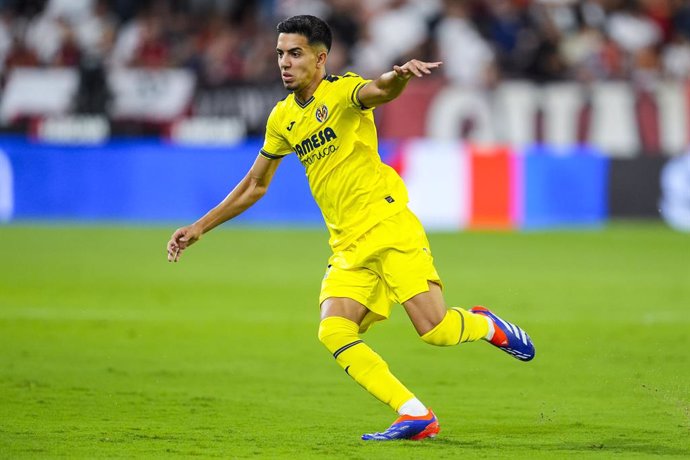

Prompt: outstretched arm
[
  {"left": 357, "top": 59, "right": 442, "bottom": 108},
  {"left": 166, "top": 154, "right": 282, "bottom": 262}
]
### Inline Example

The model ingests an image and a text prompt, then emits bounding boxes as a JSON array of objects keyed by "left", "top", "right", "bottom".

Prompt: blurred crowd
[{"left": 1, "top": 0, "right": 690, "bottom": 89}]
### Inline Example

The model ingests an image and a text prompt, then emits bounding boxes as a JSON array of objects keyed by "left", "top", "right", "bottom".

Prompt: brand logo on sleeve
[{"left": 287, "top": 121, "right": 295, "bottom": 131}]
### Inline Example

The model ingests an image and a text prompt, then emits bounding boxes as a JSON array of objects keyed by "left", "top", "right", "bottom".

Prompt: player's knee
[
  {"left": 317, "top": 319, "right": 333, "bottom": 348},
  {"left": 420, "top": 310, "right": 461, "bottom": 346},
  {"left": 318, "top": 316, "right": 359, "bottom": 352}
]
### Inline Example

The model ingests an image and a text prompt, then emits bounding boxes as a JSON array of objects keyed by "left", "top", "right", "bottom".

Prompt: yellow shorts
[{"left": 319, "top": 208, "right": 442, "bottom": 333}]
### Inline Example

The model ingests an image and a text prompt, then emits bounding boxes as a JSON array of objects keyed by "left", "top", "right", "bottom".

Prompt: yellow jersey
[{"left": 260, "top": 73, "right": 408, "bottom": 251}]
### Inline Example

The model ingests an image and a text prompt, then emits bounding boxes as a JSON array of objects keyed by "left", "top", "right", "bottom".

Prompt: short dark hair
[{"left": 276, "top": 15, "right": 332, "bottom": 52}]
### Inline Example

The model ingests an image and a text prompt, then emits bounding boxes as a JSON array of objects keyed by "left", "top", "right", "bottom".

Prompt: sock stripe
[
  {"left": 333, "top": 340, "right": 364, "bottom": 359},
  {"left": 453, "top": 308, "right": 465, "bottom": 344},
  {"left": 451, "top": 308, "right": 465, "bottom": 343}
]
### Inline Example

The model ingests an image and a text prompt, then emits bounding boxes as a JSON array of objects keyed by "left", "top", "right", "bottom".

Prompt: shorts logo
[{"left": 315, "top": 104, "right": 329, "bottom": 123}]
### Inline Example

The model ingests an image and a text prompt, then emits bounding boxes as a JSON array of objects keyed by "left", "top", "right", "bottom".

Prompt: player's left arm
[{"left": 357, "top": 59, "right": 442, "bottom": 108}]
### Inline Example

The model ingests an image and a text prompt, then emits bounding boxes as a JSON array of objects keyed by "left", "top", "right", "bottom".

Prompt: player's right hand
[{"left": 166, "top": 224, "right": 202, "bottom": 262}]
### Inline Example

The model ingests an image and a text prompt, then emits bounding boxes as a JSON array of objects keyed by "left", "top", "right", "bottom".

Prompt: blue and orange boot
[
  {"left": 470, "top": 306, "right": 535, "bottom": 361},
  {"left": 361, "top": 409, "right": 439, "bottom": 441}
]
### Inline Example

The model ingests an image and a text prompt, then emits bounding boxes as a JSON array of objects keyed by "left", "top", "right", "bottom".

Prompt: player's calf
[{"left": 420, "top": 308, "right": 490, "bottom": 346}]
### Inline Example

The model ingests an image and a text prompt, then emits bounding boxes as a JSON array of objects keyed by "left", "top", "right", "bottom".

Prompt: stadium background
[
  {"left": 1, "top": 0, "right": 689, "bottom": 458},
  {"left": 0, "top": 0, "right": 689, "bottom": 228}
]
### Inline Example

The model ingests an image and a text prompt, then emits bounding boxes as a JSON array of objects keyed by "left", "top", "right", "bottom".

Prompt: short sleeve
[
  {"left": 260, "top": 105, "right": 292, "bottom": 159},
  {"left": 340, "top": 72, "right": 372, "bottom": 110}
]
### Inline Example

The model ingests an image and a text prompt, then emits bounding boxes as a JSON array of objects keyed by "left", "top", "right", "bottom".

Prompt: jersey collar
[
  {"left": 292, "top": 78, "right": 328, "bottom": 109},
  {"left": 294, "top": 94, "right": 315, "bottom": 109}
]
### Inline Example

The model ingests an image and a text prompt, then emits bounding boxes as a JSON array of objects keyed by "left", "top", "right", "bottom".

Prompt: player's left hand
[{"left": 393, "top": 60, "right": 442, "bottom": 80}]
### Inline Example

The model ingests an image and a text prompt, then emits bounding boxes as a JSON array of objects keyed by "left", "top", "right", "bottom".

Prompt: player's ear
[{"left": 315, "top": 48, "right": 328, "bottom": 69}]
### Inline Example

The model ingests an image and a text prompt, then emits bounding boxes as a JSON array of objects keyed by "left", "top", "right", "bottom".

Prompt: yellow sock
[
  {"left": 421, "top": 308, "right": 489, "bottom": 346},
  {"left": 318, "top": 316, "right": 414, "bottom": 412}
]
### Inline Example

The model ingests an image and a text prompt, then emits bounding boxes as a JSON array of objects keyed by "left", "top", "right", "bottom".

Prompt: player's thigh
[
  {"left": 376, "top": 209, "right": 442, "bottom": 303},
  {"left": 320, "top": 296, "right": 369, "bottom": 324},
  {"left": 320, "top": 259, "right": 392, "bottom": 330},
  {"left": 402, "top": 282, "right": 447, "bottom": 335}
]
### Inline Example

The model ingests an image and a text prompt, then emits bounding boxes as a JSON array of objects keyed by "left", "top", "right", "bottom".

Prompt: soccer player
[{"left": 166, "top": 15, "right": 535, "bottom": 441}]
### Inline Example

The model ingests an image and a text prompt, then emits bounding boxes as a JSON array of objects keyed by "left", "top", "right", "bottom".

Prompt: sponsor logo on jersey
[
  {"left": 315, "top": 104, "right": 329, "bottom": 123},
  {"left": 294, "top": 127, "right": 338, "bottom": 166}
]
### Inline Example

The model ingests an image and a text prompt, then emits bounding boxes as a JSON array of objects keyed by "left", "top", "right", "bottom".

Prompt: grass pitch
[{"left": 0, "top": 222, "right": 688, "bottom": 459}]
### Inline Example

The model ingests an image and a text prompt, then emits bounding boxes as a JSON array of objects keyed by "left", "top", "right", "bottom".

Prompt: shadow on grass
[
  {"left": 427, "top": 422, "right": 690, "bottom": 457},
  {"left": 416, "top": 436, "right": 689, "bottom": 457},
  {"left": 551, "top": 439, "right": 690, "bottom": 456}
]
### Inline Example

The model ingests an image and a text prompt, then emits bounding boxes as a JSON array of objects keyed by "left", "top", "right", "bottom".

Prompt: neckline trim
[{"left": 294, "top": 95, "right": 315, "bottom": 109}]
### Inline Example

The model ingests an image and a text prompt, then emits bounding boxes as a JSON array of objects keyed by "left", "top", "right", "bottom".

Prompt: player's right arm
[
  {"left": 168, "top": 102, "right": 291, "bottom": 263},
  {"left": 166, "top": 154, "right": 282, "bottom": 262}
]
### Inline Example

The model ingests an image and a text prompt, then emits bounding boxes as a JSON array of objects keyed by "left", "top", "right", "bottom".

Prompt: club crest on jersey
[{"left": 315, "top": 104, "right": 329, "bottom": 123}]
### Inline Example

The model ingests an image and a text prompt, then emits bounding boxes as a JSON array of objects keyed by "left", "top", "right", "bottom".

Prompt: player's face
[{"left": 276, "top": 33, "right": 324, "bottom": 93}]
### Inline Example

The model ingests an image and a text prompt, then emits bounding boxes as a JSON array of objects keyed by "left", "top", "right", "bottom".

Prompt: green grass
[{"left": 0, "top": 222, "right": 688, "bottom": 459}]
